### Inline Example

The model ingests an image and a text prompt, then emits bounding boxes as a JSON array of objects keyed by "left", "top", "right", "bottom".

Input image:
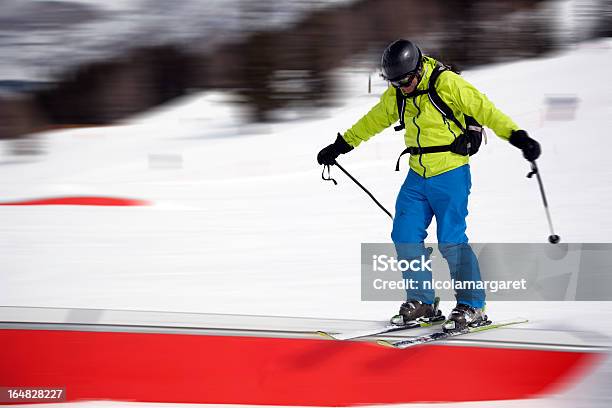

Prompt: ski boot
[
  {"left": 390, "top": 297, "right": 444, "bottom": 326},
  {"left": 442, "top": 303, "right": 491, "bottom": 333}
]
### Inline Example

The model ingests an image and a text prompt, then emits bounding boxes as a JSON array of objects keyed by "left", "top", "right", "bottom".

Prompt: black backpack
[{"left": 394, "top": 62, "right": 485, "bottom": 171}]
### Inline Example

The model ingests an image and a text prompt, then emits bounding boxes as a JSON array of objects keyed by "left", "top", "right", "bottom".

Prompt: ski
[
  {"left": 317, "top": 314, "right": 444, "bottom": 340},
  {"left": 377, "top": 318, "right": 528, "bottom": 349},
  {"left": 317, "top": 297, "right": 444, "bottom": 341}
]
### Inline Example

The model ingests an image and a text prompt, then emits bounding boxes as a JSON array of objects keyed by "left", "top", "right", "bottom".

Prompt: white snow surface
[
  {"left": 3, "top": 37, "right": 612, "bottom": 408},
  {"left": 1, "top": 39, "right": 612, "bottom": 322}
]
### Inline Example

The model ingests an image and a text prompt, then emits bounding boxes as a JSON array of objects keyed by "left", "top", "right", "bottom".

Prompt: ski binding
[
  {"left": 317, "top": 297, "right": 444, "bottom": 341},
  {"left": 377, "top": 318, "right": 528, "bottom": 349}
]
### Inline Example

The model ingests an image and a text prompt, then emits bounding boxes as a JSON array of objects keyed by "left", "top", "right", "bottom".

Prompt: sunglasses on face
[
  {"left": 390, "top": 72, "right": 418, "bottom": 88},
  {"left": 389, "top": 62, "right": 423, "bottom": 88}
]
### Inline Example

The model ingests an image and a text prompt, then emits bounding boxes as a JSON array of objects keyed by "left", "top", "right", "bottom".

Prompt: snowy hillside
[{"left": 1, "top": 39, "right": 612, "bottom": 329}]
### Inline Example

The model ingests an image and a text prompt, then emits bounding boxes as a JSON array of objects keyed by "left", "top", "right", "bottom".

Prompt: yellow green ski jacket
[{"left": 342, "top": 56, "right": 519, "bottom": 178}]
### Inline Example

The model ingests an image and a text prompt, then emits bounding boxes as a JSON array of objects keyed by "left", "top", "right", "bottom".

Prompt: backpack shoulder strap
[
  {"left": 428, "top": 63, "right": 465, "bottom": 133},
  {"left": 394, "top": 88, "right": 406, "bottom": 131}
]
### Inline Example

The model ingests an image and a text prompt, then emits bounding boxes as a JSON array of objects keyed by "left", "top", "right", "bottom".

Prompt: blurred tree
[{"left": 5, "top": 0, "right": 569, "bottom": 137}]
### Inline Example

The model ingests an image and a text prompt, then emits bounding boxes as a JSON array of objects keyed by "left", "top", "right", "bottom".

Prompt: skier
[{"left": 317, "top": 39, "right": 541, "bottom": 332}]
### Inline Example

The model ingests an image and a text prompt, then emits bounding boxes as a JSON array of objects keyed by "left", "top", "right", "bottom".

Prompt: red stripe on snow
[
  {"left": 0, "top": 329, "right": 602, "bottom": 406},
  {"left": 0, "top": 197, "right": 148, "bottom": 206}
]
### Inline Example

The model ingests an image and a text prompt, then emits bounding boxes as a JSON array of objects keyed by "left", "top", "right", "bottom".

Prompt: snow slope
[{"left": 1, "top": 39, "right": 612, "bottom": 325}]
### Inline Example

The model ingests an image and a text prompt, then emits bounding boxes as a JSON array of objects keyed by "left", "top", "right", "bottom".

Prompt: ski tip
[
  {"left": 499, "top": 318, "right": 529, "bottom": 326},
  {"left": 376, "top": 339, "right": 396, "bottom": 348},
  {"left": 316, "top": 331, "right": 336, "bottom": 340}
]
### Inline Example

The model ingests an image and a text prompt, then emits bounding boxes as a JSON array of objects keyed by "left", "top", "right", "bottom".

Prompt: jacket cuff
[{"left": 335, "top": 133, "right": 354, "bottom": 153}]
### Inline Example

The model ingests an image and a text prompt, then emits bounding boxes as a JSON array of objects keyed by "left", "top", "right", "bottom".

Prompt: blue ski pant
[{"left": 391, "top": 164, "right": 485, "bottom": 308}]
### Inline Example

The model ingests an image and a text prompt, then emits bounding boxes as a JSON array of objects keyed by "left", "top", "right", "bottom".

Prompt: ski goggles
[{"left": 389, "top": 63, "right": 423, "bottom": 88}]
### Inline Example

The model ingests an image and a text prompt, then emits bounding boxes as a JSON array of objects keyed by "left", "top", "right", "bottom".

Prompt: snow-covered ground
[
  {"left": 1, "top": 38, "right": 612, "bottom": 407},
  {"left": 1, "top": 39, "right": 611, "bottom": 318}
]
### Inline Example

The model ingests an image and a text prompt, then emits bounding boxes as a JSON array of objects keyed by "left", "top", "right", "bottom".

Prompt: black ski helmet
[{"left": 381, "top": 39, "right": 422, "bottom": 81}]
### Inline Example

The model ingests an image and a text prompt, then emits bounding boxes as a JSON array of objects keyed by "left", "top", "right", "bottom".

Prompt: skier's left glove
[
  {"left": 509, "top": 130, "right": 541, "bottom": 161},
  {"left": 317, "top": 133, "right": 354, "bottom": 165}
]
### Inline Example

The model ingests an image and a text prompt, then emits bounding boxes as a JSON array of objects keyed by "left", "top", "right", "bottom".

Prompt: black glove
[
  {"left": 509, "top": 130, "right": 541, "bottom": 161},
  {"left": 317, "top": 133, "right": 354, "bottom": 165}
]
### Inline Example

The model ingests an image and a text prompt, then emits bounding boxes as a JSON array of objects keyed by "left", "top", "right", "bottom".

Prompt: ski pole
[
  {"left": 526, "top": 160, "right": 560, "bottom": 244},
  {"left": 321, "top": 161, "right": 394, "bottom": 220}
]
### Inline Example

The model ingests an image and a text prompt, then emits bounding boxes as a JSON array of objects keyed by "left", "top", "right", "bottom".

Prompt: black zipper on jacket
[
  {"left": 444, "top": 117, "right": 458, "bottom": 140},
  {"left": 411, "top": 97, "right": 426, "bottom": 178}
]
